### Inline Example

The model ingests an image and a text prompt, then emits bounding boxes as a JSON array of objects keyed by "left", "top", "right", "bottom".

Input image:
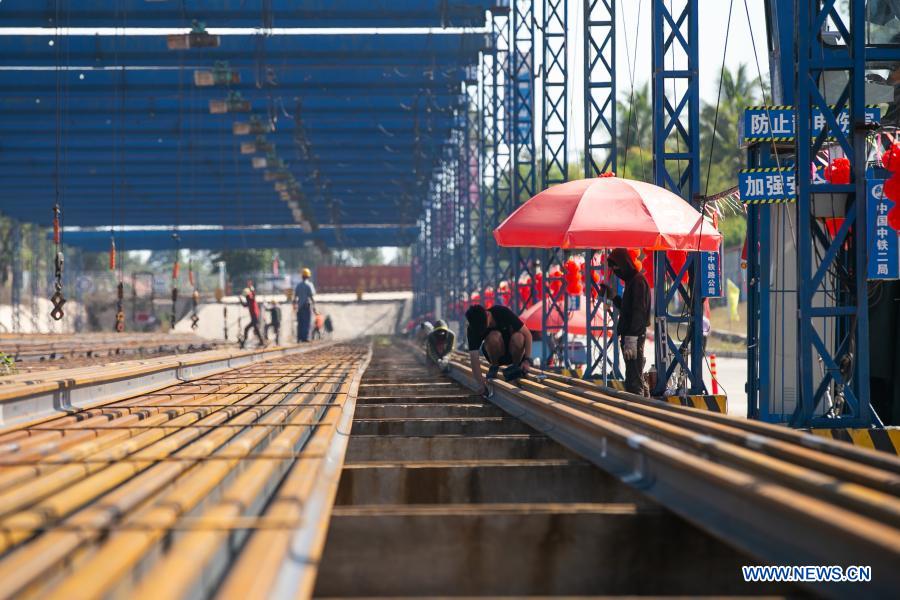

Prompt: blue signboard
[
  {"left": 867, "top": 179, "right": 900, "bottom": 281},
  {"left": 738, "top": 168, "right": 797, "bottom": 204},
  {"left": 701, "top": 251, "right": 722, "bottom": 298},
  {"left": 741, "top": 105, "right": 881, "bottom": 143}
]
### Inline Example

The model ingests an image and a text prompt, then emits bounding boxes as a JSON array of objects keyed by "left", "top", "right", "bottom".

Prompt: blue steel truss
[
  {"left": 650, "top": 0, "right": 705, "bottom": 395},
  {"left": 492, "top": 9, "right": 515, "bottom": 305},
  {"left": 746, "top": 0, "right": 900, "bottom": 427},
  {"left": 582, "top": 0, "right": 620, "bottom": 381},
  {"left": 541, "top": 0, "right": 571, "bottom": 370},
  {"left": 512, "top": 0, "right": 538, "bottom": 314},
  {"left": 791, "top": 0, "right": 875, "bottom": 428},
  {"left": 492, "top": 10, "right": 515, "bottom": 308}
]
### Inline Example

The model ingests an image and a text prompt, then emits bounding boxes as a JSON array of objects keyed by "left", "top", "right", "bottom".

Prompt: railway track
[
  {"left": 0, "top": 333, "right": 221, "bottom": 373},
  {"left": 0, "top": 340, "right": 370, "bottom": 599},
  {"left": 0, "top": 337, "right": 895, "bottom": 597}
]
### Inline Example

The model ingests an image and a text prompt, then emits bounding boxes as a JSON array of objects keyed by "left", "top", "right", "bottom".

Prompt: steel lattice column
[
  {"left": 464, "top": 77, "right": 481, "bottom": 308},
  {"left": 512, "top": 0, "right": 537, "bottom": 314},
  {"left": 582, "top": 0, "right": 620, "bottom": 381},
  {"left": 792, "top": 0, "right": 874, "bottom": 427},
  {"left": 492, "top": 7, "right": 515, "bottom": 307},
  {"left": 541, "top": 0, "right": 570, "bottom": 370},
  {"left": 479, "top": 50, "right": 494, "bottom": 295},
  {"left": 651, "top": 0, "right": 705, "bottom": 394}
]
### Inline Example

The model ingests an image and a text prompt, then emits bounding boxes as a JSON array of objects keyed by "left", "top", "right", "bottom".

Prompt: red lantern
[
  {"left": 884, "top": 174, "right": 900, "bottom": 202},
  {"left": 517, "top": 276, "right": 532, "bottom": 306},
  {"left": 888, "top": 205, "right": 900, "bottom": 231},
  {"left": 824, "top": 218, "right": 844, "bottom": 238},
  {"left": 642, "top": 249, "right": 655, "bottom": 284},
  {"left": 824, "top": 157, "right": 851, "bottom": 184},
  {"left": 667, "top": 249, "right": 687, "bottom": 278},
  {"left": 882, "top": 143, "right": 900, "bottom": 172},
  {"left": 547, "top": 265, "right": 563, "bottom": 297},
  {"left": 498, "top": 281, "right": 511, "bottom": 306},
  {"left": 563, "top": 258, "right": 582, "bottom": 295},
  {"left": 483, "top": 286, "right": 495, "bottom": 308},
  {"left": 534, "top": 271, "right": 544, "bottom": 300}
]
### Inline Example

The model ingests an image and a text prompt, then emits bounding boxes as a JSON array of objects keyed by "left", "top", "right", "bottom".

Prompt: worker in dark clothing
[
  {"left": 265, "top": 301, "right": 282, "bottom": 346},
  {"left": 600, "top": 248, "right": 651, "bottom": 396},
  {"left": 239, "top": 285, "right": 265, "bottom": 349},
  {"left": 425, "top": 319, "right": 456, "bottom": 369},
  {"left": 465, "top": 304, "right": 533, "bottom": 395}
]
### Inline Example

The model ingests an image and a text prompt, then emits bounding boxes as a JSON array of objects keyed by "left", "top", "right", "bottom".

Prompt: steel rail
[
  {"left": 0, "top": 342, "right": 370, "bottom": 599},
  {"left": 442, "top": 354, "right": 900, "bottom": 597}
]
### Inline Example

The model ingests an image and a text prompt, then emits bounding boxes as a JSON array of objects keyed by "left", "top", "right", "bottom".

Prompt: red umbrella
[
  {"left": 494, "top": 176, "right": 722, "bottom": 251},
  {"left": 519, "top": 301, "right": 614, "bottom": 337}
]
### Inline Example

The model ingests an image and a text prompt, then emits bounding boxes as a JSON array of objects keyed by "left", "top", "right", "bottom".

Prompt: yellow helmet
[{"left": 302, "top": 268, "right": 312, "bottom": 278}]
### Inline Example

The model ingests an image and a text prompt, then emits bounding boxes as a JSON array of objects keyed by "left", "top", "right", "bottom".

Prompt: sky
[
  {"left": 548, "top": 0, "right": 772, "bottom": 157},
  {"left": 618, "top": 0, "right": 770, "bottom": 103}
]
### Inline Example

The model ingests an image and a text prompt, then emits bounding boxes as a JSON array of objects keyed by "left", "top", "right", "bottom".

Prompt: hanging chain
[
  {"left": 116, "top": 281, "right": 126, "bottom": 333},
  {"left": 189, "top": 257, "right": 199, "bottom": 330},
  {"left": 50, "top": 204, "right": 66, "bottom": 321}
]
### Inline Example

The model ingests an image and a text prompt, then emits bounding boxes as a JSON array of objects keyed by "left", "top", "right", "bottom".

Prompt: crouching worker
[
  {"left": 425, "top": 319, "right": 456, "bottom": 370},
  {"left": 465, "top": 304, "right": 533, "bottom": 395},
  {"left": 599, "top": 248, "right": 651, "bottom": 396}
]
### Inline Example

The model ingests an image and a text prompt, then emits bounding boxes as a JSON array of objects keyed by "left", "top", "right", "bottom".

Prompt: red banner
[{"left": 315, "top": 265, "right": 412, "bottom": 293}]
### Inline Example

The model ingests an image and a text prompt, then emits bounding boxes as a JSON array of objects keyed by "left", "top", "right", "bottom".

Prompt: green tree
[
  {"left": 700, "top": 63, "right": 765, "bottom": 195},
  {"left": 616, "top": 83, "right": 653, "bottom": 182},
  {"left": 209, "top": 248, "right": 275, "bottom": 289}
]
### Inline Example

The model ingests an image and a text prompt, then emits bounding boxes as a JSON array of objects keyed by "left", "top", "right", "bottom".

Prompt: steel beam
[{"left": 651, "top": 0, "right": 704, "bottom": 395}]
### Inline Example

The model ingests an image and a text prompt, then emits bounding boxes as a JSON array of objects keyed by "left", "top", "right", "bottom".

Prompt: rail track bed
[
  {"left": 0, "top": 332, "right": 222, "bottom": 373},
  {"left": 0, "top": 337, "right": 896, "bottom": 598},
  {"left": 0, "top": 341, "right": 369, "bottom": 599},
  {"left": 314, "top": 342, "right": 793, "bottom": 597}
]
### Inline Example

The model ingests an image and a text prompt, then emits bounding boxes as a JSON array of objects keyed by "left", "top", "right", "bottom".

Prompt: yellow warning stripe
[
  {"left": 740, "top": 167, "right": 793, "bottom": 173},
  {"left": 742, "top": 198, "right": 796, "bottom": 205},
  {"left": 744, "top": 104, "right": 881, "bottom": 111},
  {"left": 665, "top": 395, "right": 728, "bottom": 414},
  {"left": 809, "top": 428, "right": 900, "bottom": 456}
]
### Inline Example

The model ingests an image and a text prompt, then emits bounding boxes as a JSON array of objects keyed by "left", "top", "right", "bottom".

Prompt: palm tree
[
  {"left": 699, "top": 63, "right": 765, "bottom": 195},
  {"left": 616, "top": 83, "right": 653, "bottom": 182}
]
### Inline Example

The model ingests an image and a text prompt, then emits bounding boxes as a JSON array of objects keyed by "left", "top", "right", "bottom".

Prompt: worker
[
  {"left": 600, "top": 248, "right": 651, "bottom": 396},
  {"left": 425, "top": 319, "right": 456, "bottom": 369},
  {"left": 416, "top": 321, "right": 434, "bottom": 345},
  {"left": 265, "top": 301, "right": 282, "bottom": 346},
  {"left": 239, "top": 284, "right": 265, "bottom": 349},
  {"left": 465, "top": 304, "right": 533, "bottom": 395},
  {"left": 293, "top": 267, "right": 317, "bottom": 343}
]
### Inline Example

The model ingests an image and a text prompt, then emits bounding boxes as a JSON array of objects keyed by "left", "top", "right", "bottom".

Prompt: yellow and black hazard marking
[
  {"left": 665, "top": 394, "right": 728, "bottom": 414},
  {"left": 739, "top": 167, "right": 793, "bottom": 173},
  {"left": 588, "top": 378, "right": 625, "bottom": 391},
  {"left": 744, "top": 104, "right": 881, "bottom": 110},
  {"left": 809, "top": 427, "right": 900, "bottom": 456},
  {"left": 742, "top": 136, "right": 796, "bottom": 143},
  {"left": 742, "top": 197, "right": 796, "bottom": 205}
]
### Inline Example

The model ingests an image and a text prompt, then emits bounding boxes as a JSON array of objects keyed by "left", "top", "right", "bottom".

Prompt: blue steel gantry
[{"left": 3, "top": 1, "right": 898, "bottom": 430}]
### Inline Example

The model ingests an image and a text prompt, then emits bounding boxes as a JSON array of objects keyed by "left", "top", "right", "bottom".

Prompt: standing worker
[
  {"left": 294, "top": 267, "right": 317, "bottom": 343},
  {"left": 600, "top": 248, "right": 651, "bottom": 396},
  {"left": 239, "top": 284, "right": 265, "bottom": 349},
  {"left": 425, "top": 319, "right": 456, "bottom": 370},
  {"left": 265, "top": 301, "right": 282, "bottom": 346},
  {"left": 465, "top": 304, "right": 533, "bottom": 395}
]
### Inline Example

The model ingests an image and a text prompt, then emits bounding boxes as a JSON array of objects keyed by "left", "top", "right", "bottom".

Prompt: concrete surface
[
  {"left": 175, "top": 292, "right": 411, "bottom": 342},
  {"left": 0, "top": 298, "right": 87, "bottom": 334}
]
